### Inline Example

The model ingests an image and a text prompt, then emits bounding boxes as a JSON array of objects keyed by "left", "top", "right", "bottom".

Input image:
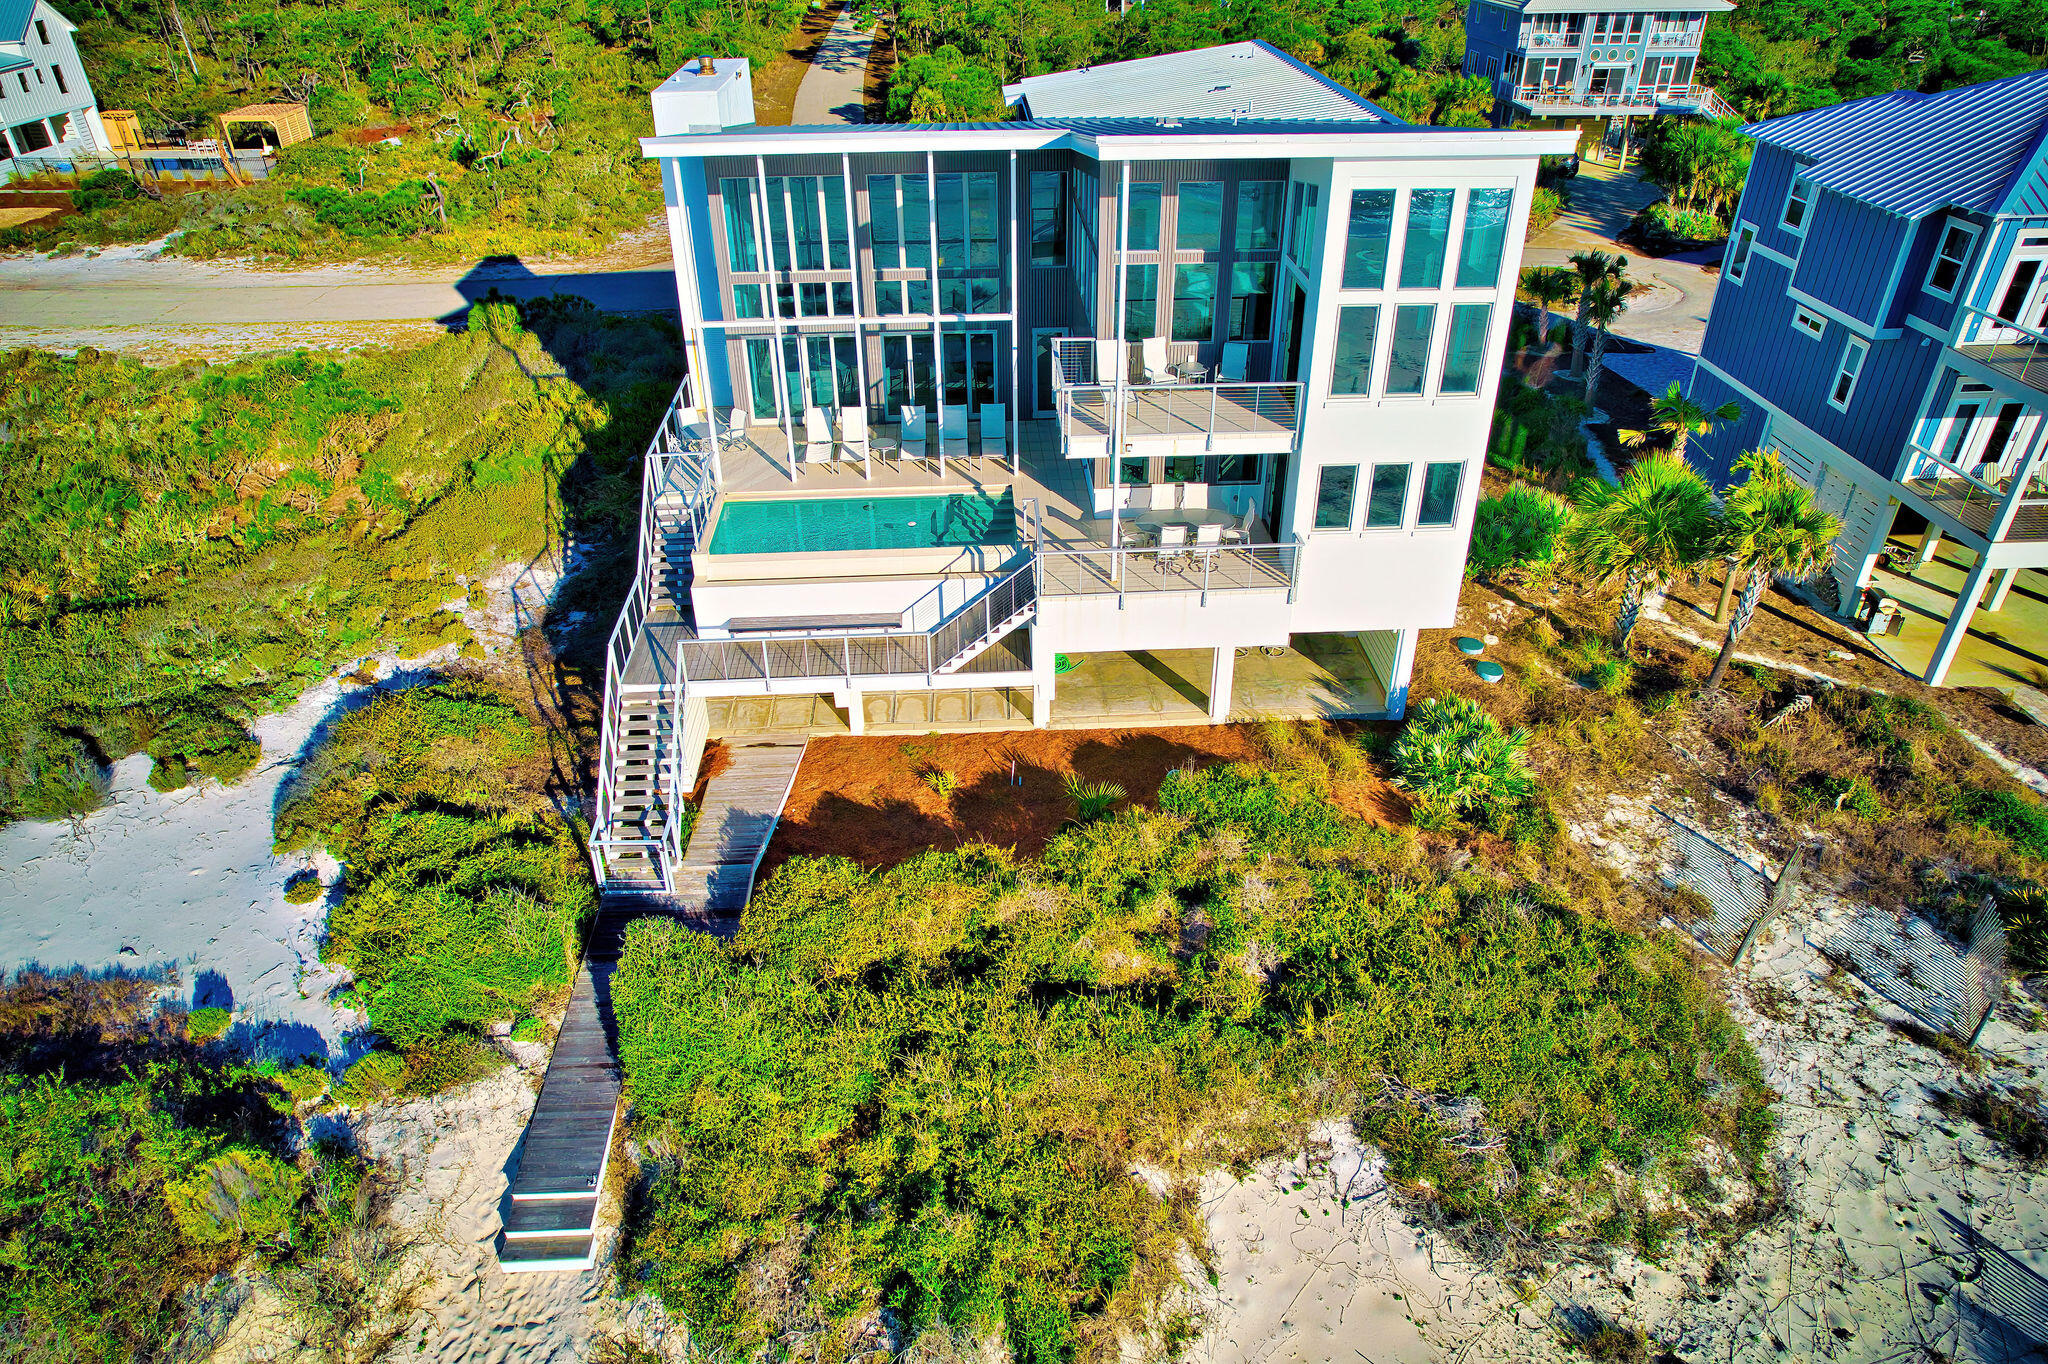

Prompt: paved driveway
[
  {"left": 792, "top": 8, "right": 875, "bottom": 125},
  {"left": 1523, "top": 160, "right": 1720, "bottom": 356}
]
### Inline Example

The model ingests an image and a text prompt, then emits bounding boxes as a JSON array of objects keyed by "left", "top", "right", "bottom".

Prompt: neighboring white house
[
  {"left": 0, "top": 0, "right": 108, "bottom": 171},
  {"left": 590, "top": 43, "right": 1573, "bottom": 894}
]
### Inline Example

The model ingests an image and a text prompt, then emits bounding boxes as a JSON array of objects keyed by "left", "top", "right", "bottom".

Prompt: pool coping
[{"left": 695, "top": 484, "right": 1027, "bottom": 584}]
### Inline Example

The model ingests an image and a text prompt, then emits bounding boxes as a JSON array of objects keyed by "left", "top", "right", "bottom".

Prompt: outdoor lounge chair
[
  {"left": 1218, "top": 342, "right": 1249, "bottom": 383},
  {"left": 1094, "top": 337, "right": 1123, "bottom": 386},
  {"left": 939, "top": 404, "right": 970, "bottom": 472},
  {"left": 899, "top": 406, "right": 930, "bottom": 465},
  {"left": 1226, "top": 501, "right": 1257, "bottom": 543},
  {"left": 1154, "top": 522, "right": 1192, "bottom": 568},
  {"left": 839, "top": 406, "right": 871, "bottom": 476},
  {"left": 1139, "top": 337, "right": 1172, "bottom": 384},
  {"left": 802, "top": 407, "right": 835, "bottom": 469},
  {"left": 1176, "top": 481, "right": 1208, "bottom": 510},
  {"left": 979, "top": 403, "right": 1008, "bottom": 466},
  {"left": 1192, "top": 521, "right": 1225, "bottom": 563}
]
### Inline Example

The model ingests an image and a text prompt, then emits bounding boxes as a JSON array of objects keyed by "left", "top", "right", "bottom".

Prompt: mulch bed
[{"left": 756, "top": 722, "right": 1408, "bottom": 879}]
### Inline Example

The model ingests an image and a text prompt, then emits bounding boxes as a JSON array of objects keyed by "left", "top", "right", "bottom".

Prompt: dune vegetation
[
  {"left": 0, "top": 300, "right": 679, "bottom": 824},
  {"left": 611, "top": 725, "right": 1773, "bottom": 1362}
]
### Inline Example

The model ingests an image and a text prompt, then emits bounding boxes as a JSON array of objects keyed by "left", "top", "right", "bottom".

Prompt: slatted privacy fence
[
  {"left": 1823, "top": 897, "right": 2009, "bottom": 1047},
  {"left": 1658, "top": 807, "right": 1789, "bottom": 965}
]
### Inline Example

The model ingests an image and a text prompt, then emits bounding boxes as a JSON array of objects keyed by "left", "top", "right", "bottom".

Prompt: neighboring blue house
[
  {"left": 1689, "top": 69, "right": 2048, "bottom": 687},
  {"left": 1460, "top": 0, "right": 1737, "bottom": 130}
]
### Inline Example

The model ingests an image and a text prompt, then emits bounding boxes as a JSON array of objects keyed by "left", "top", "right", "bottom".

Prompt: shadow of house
[{"left": 437, "top": 255, "right": 678, "bottom": 333}]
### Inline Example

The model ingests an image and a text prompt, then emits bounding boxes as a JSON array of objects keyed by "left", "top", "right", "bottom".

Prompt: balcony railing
[
  {"left": 1527, "top": 30, "right": 1582, "bottom": 47},
  {"left": 1956, "top": 305, "right": 2048, "bottom": 399},
  {"left": 1900, "top": 440, "right": 2048, "bottom": 542},
  {"left": 1648, "top": 29, "right": 1699, "bottom": 44},
  {"left": 1058, "top": 381, "right": 1302, "bottom": 457},
  {"left": 1038, "top": 541, "right": 1299, "bottom": 603}
]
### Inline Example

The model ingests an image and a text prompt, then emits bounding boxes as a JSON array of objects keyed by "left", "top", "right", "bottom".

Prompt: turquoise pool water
[{"left": 707, "top": 490, "right": 1018, "bottom": 554}]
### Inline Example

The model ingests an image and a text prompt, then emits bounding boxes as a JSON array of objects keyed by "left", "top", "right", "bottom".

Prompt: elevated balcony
[
  {"left": 1058, "top": 382, "right": 1301, "bottom": 460},
  {"left": 1898, "top": 439, "right": 2048, "bottom": 544},
  {"left": 1955, "top": 305, "right": 2048, "bottom": 402},
  {"left": 1512, "top": 83, "right": 1735, "bottom": 120}
]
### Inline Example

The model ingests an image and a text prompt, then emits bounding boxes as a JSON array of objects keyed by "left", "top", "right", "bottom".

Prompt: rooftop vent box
[{"left": 651, "top": 57, "right": 755, "bottom": 134}]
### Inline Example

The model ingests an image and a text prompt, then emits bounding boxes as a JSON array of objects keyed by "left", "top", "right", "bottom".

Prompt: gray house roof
[
  {"left": 1746, "top": 69, "right": 2048, "bottom": 218},
  {"left": 1488, "top": 0, "right": 1732, "bottom": 12},
  {"left": 1001, "top": 41, "right": 1396, "bottom": 124}
]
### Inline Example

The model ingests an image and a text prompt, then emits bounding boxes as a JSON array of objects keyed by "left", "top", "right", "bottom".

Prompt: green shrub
[
  {"left": 334, "top": 1051, "right": 406, "bottom": 1108},
  {"left": 185, "top": 1007, "right": 233, "bottom": 1042},
  {"left": 509, "top": 1016, "right": 545, "bottom": 1043},
  {"left": 70, "top": 169, "right": 145, "bottom": 214},
  {"left": 284, "top": 871, "right": 323, "bottom": 904},
  {"left": 277, "top": 1064, "right": 330, "bottom": 1105},
  {"left": 165, "top": 1148, "right": 303, "bottom": 1246},
  {"left": 1950, "top": 786, "right": 2048, "bottom": 861},
  {"left": 923, "top": 767, "right": 960, "bottom": 798},
  {"left": 612, "top": 751, "right": 1770, "bottom": 1359},
  {"left": 1529, "top": 184, "right": 1569, "bottom": 235},
  {"left": 1390, "top": 695, "right": 1535, "bottom": 830},
  {"left": 1467, "top": 483, "right": 1570, "bottom": 582}
]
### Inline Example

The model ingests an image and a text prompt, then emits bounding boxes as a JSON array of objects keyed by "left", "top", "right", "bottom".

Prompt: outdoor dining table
[
  {"left": 1126, "top": 506, "right": 1241, "bottom": 547},
  {"left": 1168, "top": 361, "right": 1208, "bottom": 383}
]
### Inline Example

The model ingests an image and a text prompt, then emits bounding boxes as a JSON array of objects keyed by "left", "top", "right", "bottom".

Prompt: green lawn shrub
[
  {"left": 1390, "top": 695, "right": 1536, "bottom": 831},
  {"left": 184, "top": 1007, "right": 233, "bottom": 1042},
  {"left": 612, "top": 743, "right": 1771, "bottom": 1361},
  {"left": 1468, "top": 482, "right": 1570, "bottom": 582}
]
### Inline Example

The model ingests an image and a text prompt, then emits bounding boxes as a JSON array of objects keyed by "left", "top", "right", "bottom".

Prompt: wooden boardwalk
[{"left": 497, "top": 734, "right": 809, "bottom": 1272}]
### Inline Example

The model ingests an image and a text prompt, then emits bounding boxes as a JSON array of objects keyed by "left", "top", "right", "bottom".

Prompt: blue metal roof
[
  {"left": 0, "top": 0, "right": 35, "bottom": 42},
  {"left": 1746, "top": 69, "right": 2048, "bottom": 218}
]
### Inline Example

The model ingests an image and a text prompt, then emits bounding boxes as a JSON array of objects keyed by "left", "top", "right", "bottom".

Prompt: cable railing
[
  {"left": 676, "top": 557, "right": 1040, "bottom": 684},
  {"left": 591, "top": 576, "right": 667, "bottom": 890},
  {"left": 1955, "top": 305, "right": 2048, "bottom": 398},
  {"left": 1037, "top": 540, "right": 1300, "bottom": 604},
  {"left": 1058, "top": 381, "right": 1302, "bottom": 456},
  {"left": 1900, "top": 439, "right": 2048, "bottom": 541}
]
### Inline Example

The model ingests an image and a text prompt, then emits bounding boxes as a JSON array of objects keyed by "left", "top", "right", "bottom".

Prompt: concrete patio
[
  {"left": 1050, "top": 634, "right": 1389, "bottom": 727},
  {"left": 1866, "top": 535, "right": 2048, "bottom": 690}
]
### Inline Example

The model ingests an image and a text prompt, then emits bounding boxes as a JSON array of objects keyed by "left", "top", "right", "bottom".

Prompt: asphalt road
[{"left": 1522, "top": 158, "right": 1718, "bottom": 355}]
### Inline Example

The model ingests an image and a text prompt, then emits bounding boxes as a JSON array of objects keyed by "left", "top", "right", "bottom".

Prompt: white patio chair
[
  {"left": 1154, "top": 522, "right": 1192, "bottom": 570},
  {"left": 1226, "top": 500, "right": 1257, "bottom": 542},
  {"left": 1140, "top": 336, "right": 1172, "bottom": 384},
  {"left": 802, "top": 406, "right": 834, "bottom": 470},
  {"left": 724, "top": 407, "right": 749, "bottom": 440},
  {"left": 900, "top": 406, "right": 930, "bottom": 466},
  {"left": 1193, "top": 521, "right": 1225, "bottom": 563},
  {"left": 839, "top": 406, "right": 870, "bottom": 477},
  {"left": 1177, "top": 481, "right": 1209, "bottom": 510},
  {"left": 939, "top": 403, "right": 970, "bottom": 473},
  {"left": 978, "top": 403, "right": 1008, "bottom": 466},
  {"left": 1115, "top": 481, "right": 1152, "bottom": 512},
  {"left": 1094, "top": 337, "right": 1123, "bottom": 386},
  {"left": 1218, "top": 341, "right": 1249, "bottom": 383}
]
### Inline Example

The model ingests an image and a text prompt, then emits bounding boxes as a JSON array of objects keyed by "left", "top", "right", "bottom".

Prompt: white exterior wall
[
  {"left": 0, "top": 1, "right": 107, "bottom": 166},
  {"left": 1038, "top": 591, "right": 1293, "bottom": 654},
  {"left": 1282, "top": 149, "right": 1543, "bottom": 637}
]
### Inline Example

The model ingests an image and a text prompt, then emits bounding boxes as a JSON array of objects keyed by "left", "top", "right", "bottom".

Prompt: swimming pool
[{"left": 706, "top": 490, "right": 1019, "bottom": 555}]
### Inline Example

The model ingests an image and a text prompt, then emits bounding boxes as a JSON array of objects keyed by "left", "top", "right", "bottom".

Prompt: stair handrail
[{"left": 591, "top": 574, "right": 651, "bottom": 886}]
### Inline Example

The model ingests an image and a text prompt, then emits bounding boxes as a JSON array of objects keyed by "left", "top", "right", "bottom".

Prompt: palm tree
[
  {"left": 1063, "top": 772, "right": 1125, "bottom": 824},
  {"left": 1580, "top": 274, "right": 1631, "bottom": 410},
  {"left": 1521, "top": 266, "right": 1578, "bottom": 348},
  {"left": 1702, "top": 451, "right": 1840, "bottom": 691},
  {"left": 1568, "top": 250, "right": 1626, "bottom": 377},
  {"left": 1620, "top": 382, "right": 1743, "bottom": 465},
  {"left": 1560, "top": 452, "right": 1719, "bottom": 650}
]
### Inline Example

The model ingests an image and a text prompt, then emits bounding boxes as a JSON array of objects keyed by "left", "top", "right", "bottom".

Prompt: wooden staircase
[{"left": 497, "top": 735, "right": 808, "bottom": 1272}]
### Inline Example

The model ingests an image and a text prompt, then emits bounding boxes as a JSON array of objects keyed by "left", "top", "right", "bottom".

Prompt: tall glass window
[
  {"left": 1454, "top": 189, "right": 1512, "bottom": 288},
  {"left": 744, "top": 337, "right": 777, "bottom": 419},
  {"left": 1125, "top": 264, "right": 1159, "bottom": 340},
  {"left": 1235, "top": 181, "right": 1284, "bottom": 251},
  {"left": 1120, "top": 455, "right": 1149, "bottom": 486},
  {"left": 936, "top": 173, "right": 965, "bottom": 267},
  {"left": 788, "top": 176, "right": 824, "bottom": 270},
  {"left": 731, "top": 283, "right": 763, "bottom": 319},
  {"left": 1400, "top": 189, "right": 1454, "bottom": 288},
  {"left": 1228, "top": 262, "right": 1274, "bottom": 341},
  {"left": 1030, "top": 171, "right": 1066, "bottom": 265},
  {"left": 1128, "top": 183, "right": 1162, "bottom": 251},
  {"left": 1176, "top": 182, "right": 1224, "bottom": 251},
  {"left": 1173, "top": 264, "right": 1217, "bottom": 342},
  {"left": 722, "top": 178, "right": 760, "bottom": 272},
  {"left": 1330, "top": 305, "right": 1379, "bottom": 396},
  {"left": 1386, "top": 304, "right": 1435, "bottom": 394},
  {"left": 1342, "top": 189, "right": 1395, "bottom": 289},
  {"left": 1315, "top": 465, "right": 1358, "bottom": 530},
  {"left": 883, "top": 334, "right": 935, "bottom": 410},
  {"left": 966, "top": 172, "right": 998, "bottom": 268},
  {"left": 1287, "top": 182, "right": 1319, "bottom": 269},
  {"left": 873, "top": 280, "right": 902, "bottom": 315},
  {"left": 1418, "top": 461, "right": 1463, "bottom": 525},
  {"left": 867, "top": 174, "right": 899, "bottom": 268},
  {"left": 1366, "top": 463, "right": 1410, "bottom": 527},
  {"left": 822, "top": 178, "right": 850, "bottom": 269},
  {"left": 1440, "top": 304, "right": 1492, "bottom": 394},
  {"left": 765, "top": 177, "right": 792, "bottom": 272},
  {"left": 902, "top": 175, "right": 931, "bottom": 267}
]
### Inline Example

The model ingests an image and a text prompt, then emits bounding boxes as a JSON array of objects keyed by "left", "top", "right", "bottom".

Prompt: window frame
[
  {"left": 1029, "top": 170, "right": 1067, "bottom": 267},
  {"left": 1828, "top": 337, "right": 1868, "bottom": 412},
  {"left": 1314, "top": 464, "right": 1360, "bottom": 531},
  {"left": 1725, "top": 222, "right": 1756, "bottom": 284},
  {"left": 1365, "top": 463, "right": 1412, "bottom": 529},
  {"left": 1171, "top": 262, "right": 1219, "bottom": 343},
  {"left": 1923, "top": 218, "right": 1980, "bottom": 301},
  {"left": 1384, "top": 303, "right": 1438, "bottom": 397},
  {"left": 1781, "top": 173, "right": 1813, "bottom": 236},
  {"left": 1792, "top": 304, "right": 1827, "bottom": 340},
  {"left": 1417, "top": 461, "right": 1464, "bottom": 528},
  {"left": 1327, "top": 304, "right": 1380, "bottom": 398}
]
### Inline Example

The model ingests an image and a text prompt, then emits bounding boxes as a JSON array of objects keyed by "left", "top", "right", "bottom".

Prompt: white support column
[
  {"left": 1008, "top": 149, "right": 1021, "bottom": 475},
  {"left": 843, "top": 151, "right": 870, "bottom": 466},
  {"left": 1208, "top": 645, "right": 1236, "bottom": 724},
  {"left": 756, "top": 155, "right": 796, "bottom": 480},
  {"left": 1030, "top": 632, "right": 1055, "bottom": 728},
  {"left": 926, "top": 150, "right": 942, "bottom": 460},
  {"left": 1985, "top": 567, "right": 2018, "bottom": 612},
  {"left": 838, "top": 689, "right": 866, "bottom": 733},
  {"left": 1925, "top": 553, "right": 1995, "bottom": 687},
  {"left": 1111, "top": 161, "right": 1131, "bottom": 551},
  {"left": 1383, "top": 629, "right": 1416, "bottom": 721},
  {"left": 1916, "top": 527, "right": 1943, "bottom": 567}
]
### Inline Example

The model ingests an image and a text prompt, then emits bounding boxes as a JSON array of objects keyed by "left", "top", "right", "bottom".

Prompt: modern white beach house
[{"left": 592, "top": 42, "right": 1574, "bottom": 895}]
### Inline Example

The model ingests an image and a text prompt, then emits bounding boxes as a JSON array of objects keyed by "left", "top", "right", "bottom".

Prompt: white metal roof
[
  {"left": 1507, "top": 0, "right": 1732, "bottom": 12},
  {"left": 1001, "top": 41, "right": 1394, "bottom": 124}
]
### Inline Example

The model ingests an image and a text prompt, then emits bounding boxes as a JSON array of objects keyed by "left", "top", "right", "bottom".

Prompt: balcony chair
[
  {"left": 899, "top": 406, "right": 930, "bottom": 466},
  {"left": 1094, "top": 337, "right": 1123, "bottom": 386},
  {"left": 1192, "top": 521, "right": 1225, "bottom": 565},
  {"left": 802, "top": 406, "right": 835, "bottom": 470},
  {"left": 1139, "top": 336, "right": 1172, "bottom": 384},
  {"left": 838, "top": 406, "right": 871, "bottom": 477},
  {"left": 1218, "top": 342, "right": 1249, "bottom": 384},
  {"left": 1226, "top": 500, "right": 1257, "bottom": 543},
  {"left": 1176, "top": 481, "right": 1208, "bottom": 510},
  {"left": 939, "top": 404, "right": 970, "bottom": 473},
  {"left": 979, "top": 403, "right": 1009, "bottom": 466},
  {"left": 1154, "top": 522, "right": 1192, "bottom": 570}
]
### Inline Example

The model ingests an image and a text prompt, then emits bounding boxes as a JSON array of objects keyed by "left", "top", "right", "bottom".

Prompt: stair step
[
  {"left": 503, "top": 1198, "right": 599, "bottom": 1238},
  {"left": 498, "top": 1234, "right": 596, "bottom": 1271}
]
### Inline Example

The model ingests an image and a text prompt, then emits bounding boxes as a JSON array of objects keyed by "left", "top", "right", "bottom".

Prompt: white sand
[{"left": 0, "top": 674, "right": 362, "bottom": 1055}]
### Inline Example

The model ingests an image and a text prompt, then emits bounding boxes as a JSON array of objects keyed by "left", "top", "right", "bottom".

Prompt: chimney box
[{"left": 650, "top": 57, "right": 756, "bottom": 134}]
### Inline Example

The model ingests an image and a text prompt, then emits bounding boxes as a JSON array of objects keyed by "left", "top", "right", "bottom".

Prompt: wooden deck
[
  {"left": 497, "top": 736, "right": 808, "bottom": 1273},
  {"left": 1970, "top": 341, "right": 2048, "bottom": 401},
  {"left": 1901, "top": 477, "right": 2048, "bottom": 542}
]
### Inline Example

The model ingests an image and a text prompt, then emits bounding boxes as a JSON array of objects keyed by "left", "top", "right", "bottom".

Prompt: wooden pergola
[{"left": 216, "top": 102, "right": 312, "bottom": 152}]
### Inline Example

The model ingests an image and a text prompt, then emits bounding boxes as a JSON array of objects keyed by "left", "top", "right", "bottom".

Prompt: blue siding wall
[
  {"left": 1744, "top": 144, "right": 1805, "bottom": 263},
  {"left": 1999, "top": 140, "right": 2048, "bottom": 216},
  {"left": 1688, "top": 366, "right": 1769, "bottom": 487},
  {"left": 1701, "top": 248, "right": 1941, "bottom": 477},
  {"left": 1789, "top": 191, "right": 1911, "bottom": 325}
]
